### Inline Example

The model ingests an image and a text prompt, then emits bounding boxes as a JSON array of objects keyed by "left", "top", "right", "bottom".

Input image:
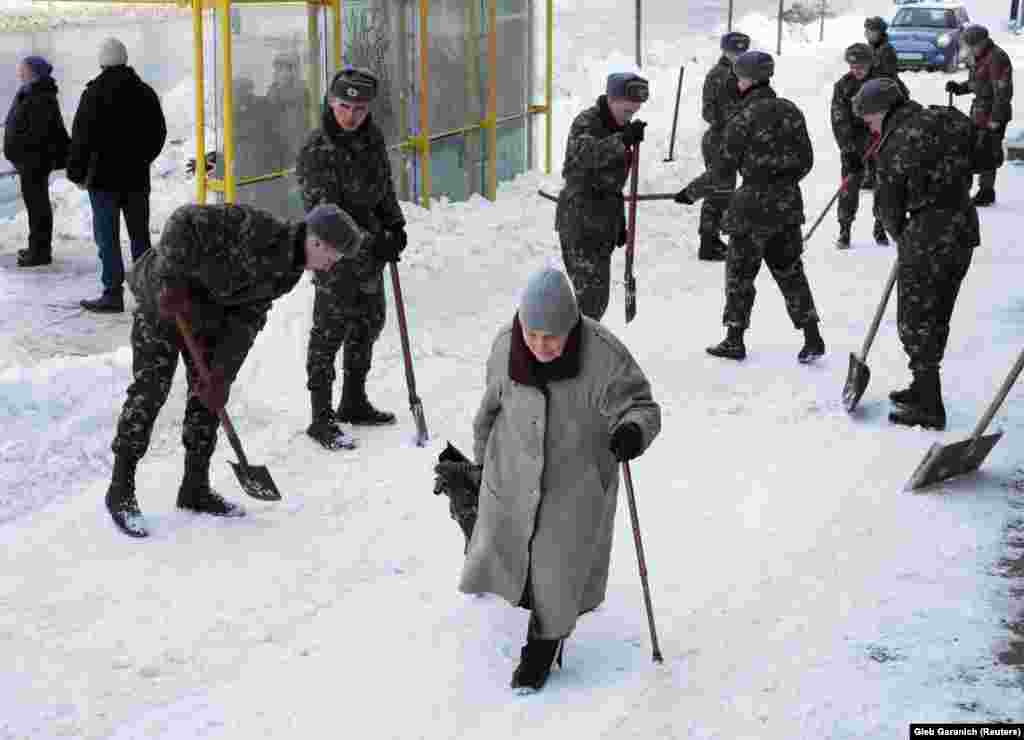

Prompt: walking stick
[
  {"left": 663, "top": 66, "right": 685, "bottom": 162},
  {"left": 389, "top": 261, "right": 429, "bottom": 447},
  {"left": 622, "top": 460, "right": 663, "bottom": 663},
  {"left": 624, "top": 143, "right": 640, "bottom": 323}
]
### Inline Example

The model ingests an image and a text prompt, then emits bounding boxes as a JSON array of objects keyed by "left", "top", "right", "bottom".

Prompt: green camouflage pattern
[
  {"left": 559, "top": 232, "right": 614, "bottom": 321},
  {"left": 870, "top": 37, "right": 899, "bottom": 79},
  {"left": 306, "top": 280, "right": 386, "bottom": 388},
  {"left": 966, "top": 40, "right": 1013, "bottom": 128}
]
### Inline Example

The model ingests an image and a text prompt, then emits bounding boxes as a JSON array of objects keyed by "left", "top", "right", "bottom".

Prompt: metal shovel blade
[
  {"left": 228, "top": 460, "right": 282, "bottom": 501},
  {"left": 842, "top": 352, "right": 871, "bottom": 412},
  {"left": 411, "top": 400, "right": 430, "bottom": 448},
  {"left": 904, "top": 432, "right": 1004, "bottom": 492},
  {"left": 625, "top": 276, "right": 637, "bottom": 323}
]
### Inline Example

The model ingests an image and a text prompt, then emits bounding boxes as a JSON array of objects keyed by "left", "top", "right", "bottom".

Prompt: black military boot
[
  {"left": 835, "top": 223, "right": 851, "bottom": 250},
  {"left": 972, "top": 187, "right": 995, "bottom": 207},
  {"left": 81, "top": 290, "right": 124, "bottom": 314},
  {"left": 698, "top": 233, "right": 727, "bottom": 261},
  {"left": 105, "top": 454, "right": 149, "bottom": 538},
  {"left": 797, "top": 322, "right": 826, "bottom": 364},
  {"left": 177, "top": 453, "right": 246, "bottom": 517},
  {"left": 889, "top": 377, "right": 920, "bottom": 406},
  {"left": 706, "top": 327, "right": 746, "bottom": 361},
  {"left": 306, "top": 387, "right": 356, "bottom": 450},
  {"left": 873, "top": 220, "right": 889, "bottom": 245},
  {"left": 888, "top": 369, "right": 946, "bottom": 430},
  {"left": 336, "top": 369, "right": 397, "bottom": 426},
  {"left": 17, "top": 247, "right": 52, "bottom": 267}
]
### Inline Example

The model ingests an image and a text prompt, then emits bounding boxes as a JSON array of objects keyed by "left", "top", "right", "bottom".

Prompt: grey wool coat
[{"left": 459, "top": 315, "right": 661, "bottom": 639}]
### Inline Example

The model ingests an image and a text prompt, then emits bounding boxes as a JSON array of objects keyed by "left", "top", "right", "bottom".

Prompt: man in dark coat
[
  {"left": 707, "top": 51, "right": 824, "bottom": 364},
  {"left": 946, "top": 24, "right": 1014, "bottom": 206},
  {"left": 854, "top": 78, "right": 979, "bottom": 430},
  {"left": 555, "top": 71, "right": 648, "bottom": 320},
  {"left": 674, "top": 31, "right": 749, "bottom": 261},
  {"left": 296, "top": 67, "right": 407, "bottom": 450},
  {"left": 864, "top": 16, "right": 899, "bottom": 79},
  {"left": 104, "top": 202, "right": 363, "bottom": 538},
  {"left": 5, "top": 56, "right": 69, "bottom": 267},
  {"left": 67, "top": 38, "right": 167, "bottom": 313}
]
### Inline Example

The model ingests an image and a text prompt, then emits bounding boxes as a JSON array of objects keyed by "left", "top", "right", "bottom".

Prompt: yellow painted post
[
  {"left": 334, "top": 0, "right": 342, "bottom": 71},
  {"left": 545, "top": 0, "right": 552, "bottom": 174},
  {"left": 418, "top": 0, "right": 430, "bottom": 208},
  {"left": 219, "top": 0, "right": 235, "bottom": 203},
  {"left": 193, "top": 0, "right": 206, "bottom": 203},
  {"left": 486, "top": 0, "right": 497, "bottom": 200}
]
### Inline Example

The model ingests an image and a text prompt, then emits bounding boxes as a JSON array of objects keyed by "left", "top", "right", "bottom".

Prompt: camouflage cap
[
  {"left": 606, "top": 72, "right": 650, "bottom": 102},
  {"left": 306, "top": 204, "right": 364, "bottom": 253},
  {"left": 720, "top": 31, "right": 751, "bottom": 54},
  {"left": 864, "top": 16, "right": 887, "bottom": 32},
  {"left": 844, "top": 43, "right": 874, "bottom": 66},
  {"left": 733, "top": 50, "right": 774, "bottom": 82},
  {"left": 960, "top": 24, "right": 989, "bottom": 46},
  {"left": 852, "top": 77, "right": 906, "bottom": 117},
  {"left": 329, "top": 66, "right": 378, "bottom": 104}
]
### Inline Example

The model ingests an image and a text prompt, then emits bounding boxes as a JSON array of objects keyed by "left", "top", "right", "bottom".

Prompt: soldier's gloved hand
[
  {"left": 158, "top": 283, "right": 193, "bottom": 323},
  {"left": 609, "top": 422, "right": 644, "bottom": 462},
  {"left": 841, "top": 152, "right": 863, "bottom": 173},
  {"left": 195, "top": 366, "right": 229, "bottom": 414},
  {"left": 388, "top": 226, "right": 409, "bottom": 255},
  {"left": 617, "top": 220, "right": 628, "bottom": 247},
  {"left": 621, "top": 120, "right": 647, "bottom": 147},
  {"left": 372, "top": 230, "right": 402, "bottom": 263},
  {"left": 673, "top": 187, "right": 695, "bottom": 205}
]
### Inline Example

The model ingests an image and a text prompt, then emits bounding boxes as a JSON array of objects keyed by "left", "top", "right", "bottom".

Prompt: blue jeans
[{"left": 89, "top": 189, "right": 152, "bottom": 294}]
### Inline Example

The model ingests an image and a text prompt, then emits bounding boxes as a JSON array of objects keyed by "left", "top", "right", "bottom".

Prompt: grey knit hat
[
  {"left": 99, "top": 38, "right": 128, "bottom": 68},
  {"left": 305, "top": 204, "right": 364, "bottom": 253},
  {"left": 519, "top": 268, "right": 579, "bottom": 336}
]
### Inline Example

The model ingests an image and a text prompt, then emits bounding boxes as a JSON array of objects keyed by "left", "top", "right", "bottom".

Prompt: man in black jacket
[
  {"left": 4, "top": 56, "right": 69, "bottom": 267},
  {"left": 67, "top": 38, "right": 167, "bottom": 313}
]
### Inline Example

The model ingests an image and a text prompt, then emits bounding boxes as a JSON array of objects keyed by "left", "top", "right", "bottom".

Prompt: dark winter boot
[
  {"left": 888, "top": 377, "right": 920, "bottom": 406},
  {"left": 306, "top": 387, "right": 356, "bottom": 450},
  {"left": 835, "top": 223, "right": 851, "bottom": 250},
  {"left": 797, "top": 322, "right": 826, "bottom": 364},
  {"left": 698, "top": 233, "right": 727, "bottom": 261},
  {"left": 17, "top": 247, "right": 52, "bottom": 267},
  {"left": 972, "top": 187, "right": 996, "bottom": 207},
  {"left": 336, "top": 369, "right": 397, "bottom": 426},
  {"left": 510, "top": 637, "right": 562, "bottom": 692},
  {"left": 888, "top": 369, "right": 946, "bottom": 431},
  {"left": 105, "top": 455, "right": 149, "bottom": 538},
  {"left": 177, "top": 453, "right": 246, "bottom": 517},
  {"left": 80, "top": 290, "right": 124, "bottom": 314},
  {"left": 706, "top": 327, "right": 746, "bottom": 361},
  {"left": 873, "top": 220, "right": 889, "bottom": 245}
]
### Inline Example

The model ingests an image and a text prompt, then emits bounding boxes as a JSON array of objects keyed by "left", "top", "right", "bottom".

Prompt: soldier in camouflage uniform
[
  {"left": 831, "top": 43, "right": 897, "bottom": 249},
  {"left": 862, "top": 16, "right": 900, "bottom": 191},
  {"left": 854, "top": 78, "right": 980, "bottom": 431},
  {"left": 297, "top": 67, "right": 408, "bottom": 450},
  {"left": 556, "top": 72, "right": 649, "bottom": 321},
  {"left": 706, "top": 51, "right": 824, "bottom": 364},
  {"left": 104, "top": 202, "right": 362, "bottom": 537},
  {"left": 947, "top": 24, "right": 1014, "bottom": 206},
  {"left": 672, "top": 32, "right": 749, "bottom": 261}
]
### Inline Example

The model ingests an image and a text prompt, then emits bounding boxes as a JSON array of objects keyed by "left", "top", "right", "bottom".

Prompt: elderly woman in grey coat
[{"left": 460, "top": 267, "right": 661, "bottom": 692}]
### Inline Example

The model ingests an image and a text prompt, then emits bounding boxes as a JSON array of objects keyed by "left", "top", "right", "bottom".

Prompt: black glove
[
  {"left": 617, "top": 220, "right": 628, "bottom": 247},
  {"left": 372, "top": 230, "right": 402, "bottom": 263},
  {"left": 388, "top": 226, "right": 408, "bottom": 254},
  {"left": 946, "top": 80, "right": 968, "bottom": 96},
  {"left": 621, "top": 120, "right": 647, "bottom": 147},
  {"left": 841, "top": 152, "right": 863, "bottom": 173},
  {"left": 673, "top": 187, "right": 695, "bottom": 205},
  {"left": 609, "top": 422, "right": 644, "bottom": 462}
]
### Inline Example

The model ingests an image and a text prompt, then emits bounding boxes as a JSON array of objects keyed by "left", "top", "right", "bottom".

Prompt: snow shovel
[
  {"left": 842, "top": 257, "right": 899, "bottom": 413},
  {"left": 663, "top": 65, "right": 685, "bottom": 162},
  {"left": 175, "top": 316, "right": 281, "bottom": 501},
  {"left": 622, "top": 460, "right": 663, "bottom": 663},
  {"left": 624, "top": 142, "right": 640, "bottom": 323},
  {"left": 905, "top": 346, "right": 1024, "bottom": 492},
  {"left": 389, "top": 262, "right": 429, "bottom": 447},
  {"left": 803, "top": 176, "right": 847, "bottom": 243},
  {"left": 536, "top": 189, "right": 675, "bottom": 204}
]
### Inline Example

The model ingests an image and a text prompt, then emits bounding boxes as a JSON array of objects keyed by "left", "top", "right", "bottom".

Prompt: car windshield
[{"left": 892, "top": 8, "right": 956, "bottom": 27}]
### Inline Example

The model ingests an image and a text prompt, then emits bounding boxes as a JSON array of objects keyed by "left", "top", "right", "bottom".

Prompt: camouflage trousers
[
  {"left": 306, "top": 285, "right": 386, "bottom": 390},
  {"left": 976, "top": 127, "right": 1006, "bottom": 190},
  {"left": 897, "top": 226, "right": 974, "bottom": 372},
  {"left": 724, "top": 224, "right": 820, "bottom": 330},
  {"left": 111, "top": 310, "right": 228, "bottom": 461},
  {"left": 837, "top": 162, "right": 880, "bottom": 226},
  {"left": 559, "top": 229, "right": 615, "bottom": 322},
  {"left": 683, "top": 128, "right": 735, "bottom": 237}
]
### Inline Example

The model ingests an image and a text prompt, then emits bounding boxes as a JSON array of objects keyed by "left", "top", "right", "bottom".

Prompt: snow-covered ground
[{"left": 2, "top": 0, "right": 1023, "bottom": 737}]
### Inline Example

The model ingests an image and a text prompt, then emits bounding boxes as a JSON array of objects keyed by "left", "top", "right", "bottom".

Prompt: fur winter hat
[
  {"left": 305, "top": 204, "right": 365, "bottom": 254},
  {"left": 606, "top": 72, "right": 649, "bottom": 102},
  {"left": 733, "top": 51, "right": 774, "bottom": 82},
  {"left": 720, "top": 32, "right": 751, "bottom": 55},
  {"left": 519, "top": 268, "right": 579, "bottom": 336},
  {"left": 99, "top": 38, "right": 128, "bottom": 68},
  {"left": 852, "top": 77, "right": 906, "bottom": 117},
  {"left": 21, "top": 56, "right": 52, "bottom": 80},
  {"left": 844, "top": 43, "right": 873, "bottom": 66}
]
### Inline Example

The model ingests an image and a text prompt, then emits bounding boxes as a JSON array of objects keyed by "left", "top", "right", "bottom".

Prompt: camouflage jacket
[
  {"left": 874, "top": 100, "right": 979, "bottom": 248},
  {"left": 555, "top": 96, "right": 630, "bottom": 243},
  {"left": 967, "top": 40, "right": 1014, "bottom": 128},
  {"left": 702, "top": 56, "right": 742, "bottom": 131},
  {"left": 870, "top": 36, "right": 899, "bottom": 79},
  {"left": 296, "top": 107, "right": 404, "bottom": 296},
  {"left": 129, "top": 204, "right": 308, "bottom": 376},
  {"left": 831, "top": 70, "right": 908, "bottom": 155},
  {"left": 716, "top": 84, "right": 813, "bottom": 234}
]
